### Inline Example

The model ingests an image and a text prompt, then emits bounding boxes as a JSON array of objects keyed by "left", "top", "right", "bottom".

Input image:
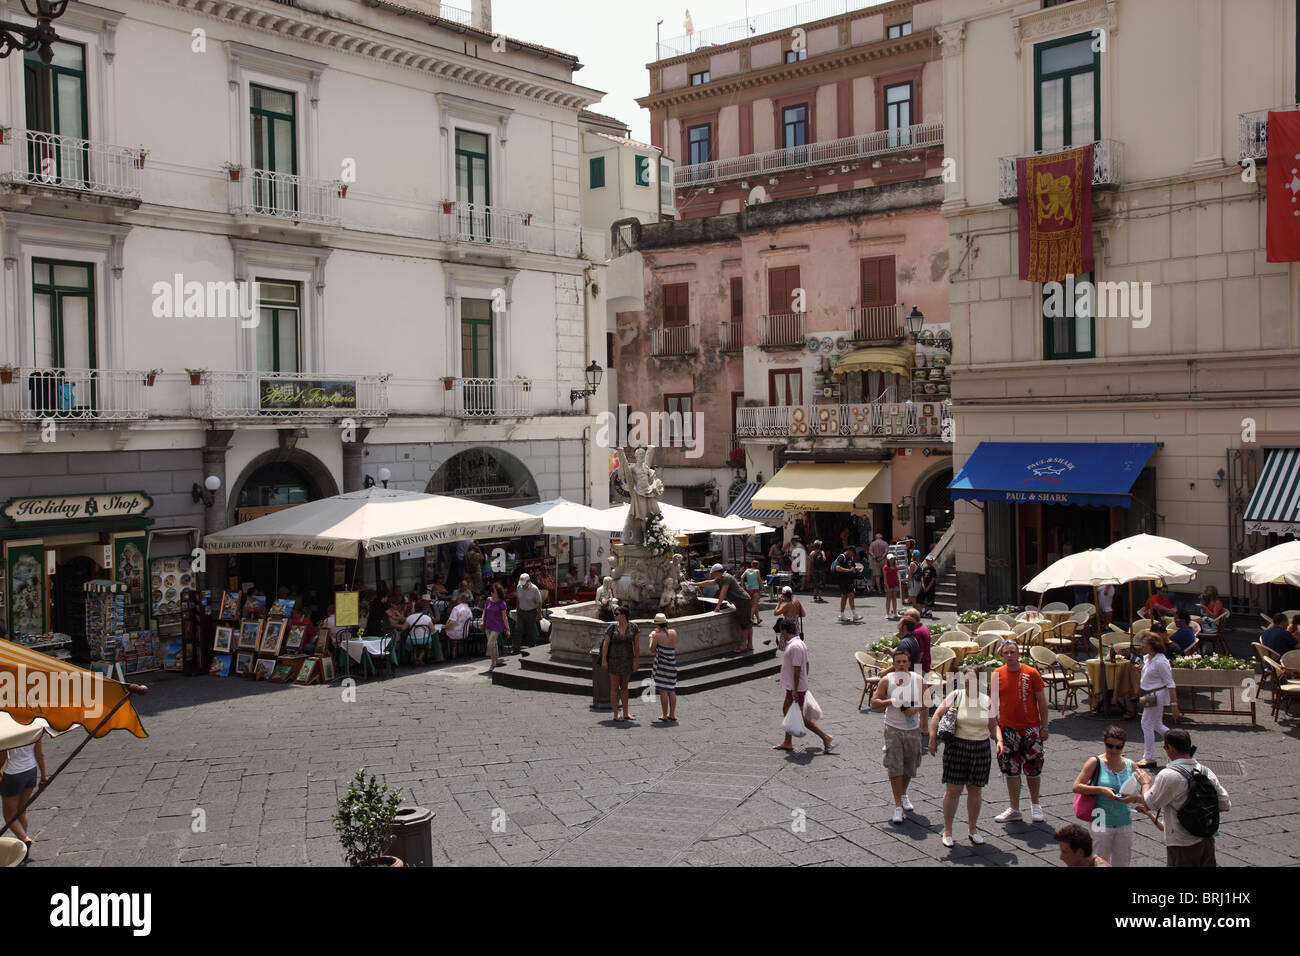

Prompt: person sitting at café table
[
  {"left": 1142, "top": 585, "right": 1175, "bottom": 621},
  {"left": 1196, "top": 585, "right": 1224, "bottom": 635},
  {"left": 584, "top": 564, "right": 601, "bottom": 588},
  {"left": 1169, "top": 610, "right": 1197, "bottom": 654},
  {"left": 1261, "top": 611, "right": 1298, "bottom": 655}
]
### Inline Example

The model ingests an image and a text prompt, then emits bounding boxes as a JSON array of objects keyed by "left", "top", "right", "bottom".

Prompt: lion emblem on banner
[{"left": 1035, "top": 170, "right": 1074, "bottom": 224}]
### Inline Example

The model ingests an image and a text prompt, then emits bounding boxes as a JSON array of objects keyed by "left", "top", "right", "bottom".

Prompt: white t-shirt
[
  {"left": 445, "top": 604, "right": 473, "bottom": 639},
  {"left": 404, "top": 612, "right": 432, "bottom": 637},
  {"left": 1098, "top": 584, "right": 1115, "bottom": 613},
  {"left": 882, "top": 671, "right": 923, "bottom": 731},
  {"left": 3, "top": 743, "right": 36, "bottom": 775}
]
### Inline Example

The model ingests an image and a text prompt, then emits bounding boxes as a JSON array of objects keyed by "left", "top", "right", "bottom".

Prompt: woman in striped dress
[{"left": 649, "top": 612, "right": 678, "bottom": 722}]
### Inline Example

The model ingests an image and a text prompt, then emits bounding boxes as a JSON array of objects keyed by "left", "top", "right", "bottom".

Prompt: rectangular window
[
  {"left": 860, "top": 256, "right": 897, "bottom": 308},
  {"left": 460, "top": 297, "right": 494, "bottom": 377},
  {"left": 690, "top": 70, "right": 710, "bottom": 85},
  {"left": 660, "top": 160, "right": 672, "bottom": 210},
  {"left": 455, "top": 129, "right": 491, "bottom": 239},
  {"left": 589, "top": 155, "right": 605, "bottom": 189},
  {"left": 606, "top": 331, "right": 615, "bottom": 368},
  {"left": 767, "top": 265, "right": 800, "bottom": 314},
  {"left": 32, "top": 259, "right": 94, "bottom": 371},
  {"left": 885, "top": 82, "right": 913, "bottom": 146},
  {"left": 663, "top": 394, "right": 694, "bottom": 445},
  {"left": 1034, "top": 33, "right": 1100, "bottom": 152},
  {"left": 887, "top": 22, "right": 913, "bottom": 38},
  {"left": 730, "top": 276, "right": 743, "bottom": 319},
  {"left": 662, "top": 283, "right": 689, "bottom": 327},
  {"left": 1042, "top": 272, "right": 1096, "bottom": 360},
  {"left": 781, "top": 105, "right": 809, "bottom": 148},
  {"left": 687, "top": 124, "right": 712, "bottom": 165},
  {"left": 784, "top": 48, "right": 807, "bottom": 63},
  {"left": 634, "top": 153, "right": 651, "bottom": 187},
  {"left": 23, "top": 41, "right": 88, "bottom": 187},
  {"left": 768, "top": 368, "right": 803, "bottom": 406},
  {"left": 250, "top": 84, "right": 298, "bottom": 215},
  {"left": 255, "top": 279, "right": 302, "bottom": 373}
]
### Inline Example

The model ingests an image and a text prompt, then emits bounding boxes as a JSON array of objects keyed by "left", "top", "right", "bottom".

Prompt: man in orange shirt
[
  {"left": 991, "top": 639, "right": 1050, "bottom": 825},
  {"left": 1142, "top": 584, "right": 1175, "bottom": 621}
]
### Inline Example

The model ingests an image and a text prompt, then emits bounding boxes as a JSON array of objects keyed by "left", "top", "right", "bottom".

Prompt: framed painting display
[
  {"left": 284, "top": 625, "right": 306, "bottom": 653},
  {"left": 270, "top": 662, "right": 295, "bottom": 682},
  {"left": 252, "top": 658, "right": 276, "bottom": 680},
  {"left": 295, "top": 658, "right": 319, "bottom": 685},
  {"left": 237, "top": 619, "right": 262, "bottom": 651},
  {"left": 259, "top": 619, "right": 286, "bottom": 656},
  {"left": 319, "top": 657, "right": 336, "bottom": 682},
  {"left": 218, "top": 590, "right": 241, "bottom": 622},
  {"left": 270, "top": 598, "right": 296, "bottom": 618},
  {"left": 234, "top": 651, "right": 255, "bottom": 676},
  {"left": 314, "top": 626, "right": 331, "bottom": 658},
  {"left": 209, "top": 654, "right": 231, "bottom": 677},
  {"left": 213, "top": 625, "right": 234, "bottom": 654}
]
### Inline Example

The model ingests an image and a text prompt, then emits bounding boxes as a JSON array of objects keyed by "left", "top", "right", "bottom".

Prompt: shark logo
[
  {"left": 1031, "top": 465, "right": 1067, "bottom": 478},
  {"left": 1024, "top": 458, "right": 1074, "bottom": 483}
]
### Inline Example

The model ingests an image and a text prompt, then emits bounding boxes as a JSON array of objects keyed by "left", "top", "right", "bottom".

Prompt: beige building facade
[{"left": 939, "top": 0, "right": 1300, "bottom": 613}]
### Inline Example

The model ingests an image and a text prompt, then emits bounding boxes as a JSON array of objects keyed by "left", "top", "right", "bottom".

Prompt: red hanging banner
[
  {"left": 1266, "top": 110, "right": 1300, "bottom": 262},
  {"left": 1017, "top": 144, "right": 1095, "bottom": 282}
]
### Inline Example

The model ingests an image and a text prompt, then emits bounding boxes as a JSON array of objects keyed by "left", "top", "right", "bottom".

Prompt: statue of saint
[{"left": 618, "top": 446, "right": 664, "bottom": 544}]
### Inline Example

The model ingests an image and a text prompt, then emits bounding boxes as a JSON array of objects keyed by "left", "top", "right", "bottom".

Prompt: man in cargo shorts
[{"left": 992, "top": 639, "right": 1050, "bottom": 824}]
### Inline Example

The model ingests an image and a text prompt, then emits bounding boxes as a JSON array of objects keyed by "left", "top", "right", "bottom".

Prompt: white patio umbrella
[
  {"left": 592, "top": 502, "right": 774, "bottom": 537},
  {"left": 1232, "top": 539, "right": 1300, "bottom": 586},
  {"left": 1105, "top": 533, "right": 1209, "bottom": 571},
  {"left": 203, "top": 487, "right": 544, "bottom": 559},
  {"left": 512, "top": 498, "right": 613, "bottom": 537}
]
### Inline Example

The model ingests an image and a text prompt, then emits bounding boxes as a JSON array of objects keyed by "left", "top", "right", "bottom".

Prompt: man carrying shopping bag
[{"left": 774, "top": 618, "right": 836, "bottom": 754}]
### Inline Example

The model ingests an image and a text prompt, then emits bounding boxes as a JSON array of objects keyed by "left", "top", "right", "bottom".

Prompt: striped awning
[
  {"left": 724, "top": 482, "right": 784, "bottom": 522},
  {"left": 1245, "top": 448, "right": 1300, "bottom": 536}
]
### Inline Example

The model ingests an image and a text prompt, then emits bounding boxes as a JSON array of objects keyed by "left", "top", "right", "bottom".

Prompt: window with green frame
[
  {"left": 23, "top": 40, "right": 88, "bottom": 187},
  {"left": 255, "top": 279, "right": 302, "bottom": 373},
  {"left": 1042, "top": 272, "right": 1095, "bottom": 360},
  {"left": 634, "top": 154, "right": 651, "bottom": 187},
  {"left": 589, "top": 156, "right": 605, "bottom": 189},
  {"left": 1034, "top": 33, "right": 1100, "bottom": 152},
  {"left": 32, "top": 259, "right": 95, "bottom": 370},
  {"left": 250, "top": 84, "right": 298, "bottom": 215}
]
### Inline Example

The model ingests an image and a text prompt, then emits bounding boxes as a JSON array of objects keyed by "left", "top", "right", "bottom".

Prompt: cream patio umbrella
[
  {"left": 512, "top": 498, "right": 612, "bottom": 537},
  {"left": 593, "top": 502, "right": 775, "bottom": 537},
  {"left": 1232, "top": 539, "right": 1300, "bottom": 587},
  {"left": 1103, "top": 533, "right": 1206, "bottom": 622}
]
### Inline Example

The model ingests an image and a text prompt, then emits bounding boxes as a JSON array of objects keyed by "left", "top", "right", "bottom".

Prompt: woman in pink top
[
  {"left": 883, "top": 555, "right": 901, "bottom": 620},
  {"left": 482, "top": 583, "right": 510, "bottom": 671}
]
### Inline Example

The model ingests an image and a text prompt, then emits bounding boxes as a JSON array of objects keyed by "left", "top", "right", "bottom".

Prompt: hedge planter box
[
  {"left": 1172, "top": 668, "right": 1251, "bottom": 688},
  {"left": 1171, "top": 667, "right": 1256, "bottom": 724}
]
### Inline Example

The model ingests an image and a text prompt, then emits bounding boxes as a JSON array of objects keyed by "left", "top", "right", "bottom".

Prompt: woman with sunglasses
[{"left": 1071, "top": 726, "right": 1150, "bottom": 867}]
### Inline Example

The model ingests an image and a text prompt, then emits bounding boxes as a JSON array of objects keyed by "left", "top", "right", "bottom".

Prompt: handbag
[
  {"left": 936, "top": 689, "right": 960, "bottom": 743},
  {"left": 1073, "top": 755, "right": 1104, "bottom": 822}
]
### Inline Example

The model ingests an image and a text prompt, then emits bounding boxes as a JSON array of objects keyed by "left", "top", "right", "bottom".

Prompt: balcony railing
[
  {"left": 1238, "top": 105, "right": 1300, "bottom": 161},
  {"left": 437, "top": 2, "right": 472, "bottom": 25},
  {"left": 231, "top": 169, "right": 342, "bottom": 226},
  {"left": 727, "top": 433, "right": 744, "bottom": 466},
  {"left": 736, "top": 401, "right": 953, "bottom": 440},
  {"left": 0, "top": 130, "right": 143, "bottom": 200},
  {"left": 847, "top": 304, "right": 904, "bottom": 342},
  {"left": 675, "top": 122, "right": 943, "bottom": 188},
  {"left": 759, "top": 313, "right": 805, "bottom": 348},
  {"left": 997, "top": 139, "right": 1123, "bottom": 203},
  {"left": 0, "top": 367, "right": 151, "bottom": 422},
  {"left": 651, "top": 325, "right": 696, "bottom": 356},
  {"left": 721, "top": 320, "right": 744, "bottom": 352},
  {"left": 440, "top": 200, "right": 528, "bottom": 249},
  {"left": 192, "top": 371, "right": 387, "bottom": 419},
  {"left": 447, "top": 378, "right": 532, "bottom": 418}
]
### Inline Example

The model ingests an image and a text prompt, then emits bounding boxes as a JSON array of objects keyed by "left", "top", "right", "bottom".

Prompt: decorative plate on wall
[{"left": 806, "top": 336, "right": 820, "bottom": 352}]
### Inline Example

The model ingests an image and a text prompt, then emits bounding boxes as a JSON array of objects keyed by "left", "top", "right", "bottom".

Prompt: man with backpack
[{"left": 1139, "top": 729, "right": 1231, "bottom": 867}]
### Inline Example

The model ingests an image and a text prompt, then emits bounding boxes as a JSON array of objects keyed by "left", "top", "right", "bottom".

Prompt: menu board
[{"left": 150, "top": 555, "right": 195, "bottom": 617}]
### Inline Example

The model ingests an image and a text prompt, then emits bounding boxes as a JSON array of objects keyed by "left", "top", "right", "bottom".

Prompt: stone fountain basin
[{"left": 547, "top": 598, "right": 743, "bottom": 665}]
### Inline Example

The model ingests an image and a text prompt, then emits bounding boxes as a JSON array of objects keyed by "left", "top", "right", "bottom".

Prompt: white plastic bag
[
  {"left": 783, "top": 699, "right": 808, "bottom": 737},
  {"left": 802, "top": 690, "right": 823, "bottom": 723}
]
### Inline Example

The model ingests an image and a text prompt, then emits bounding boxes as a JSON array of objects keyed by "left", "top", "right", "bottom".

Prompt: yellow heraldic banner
[
  {"left": 751, "top": 462, "right": 891, "bottom": 512},
  {"left": 0, "top": 639, "right": 147, "bottom": 738}
]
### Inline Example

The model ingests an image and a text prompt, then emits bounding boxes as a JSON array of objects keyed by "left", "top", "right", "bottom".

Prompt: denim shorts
[{"left": 1, "top": 767, "right": 37, "bottom": 798}]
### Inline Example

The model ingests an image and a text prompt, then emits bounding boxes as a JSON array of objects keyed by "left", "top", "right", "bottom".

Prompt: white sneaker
[
  {"left": 994, "top": 807, "right": 1022, "bottom": 823},
  {"left": 837, "top": 613, "right": 845, "bottom": 621},
  {"left": 891, "top": 806, "right": 905, "bottom": 825},
  {"left": 941, "top": 834, "right": 955, "bottom": 848},
  {"left": 852, "top": 612, "right": 863, "bottom": 622},
  {"left": 900, "top": 794, "right": 914, "bottom": 812},
  {"left": 1030, "top": 804, "right": 1044, "bottom": 822}
]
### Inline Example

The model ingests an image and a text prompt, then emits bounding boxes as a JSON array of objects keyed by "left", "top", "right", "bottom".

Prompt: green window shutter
[
  {"left": 634, "top": 154, "right": 650, "bottom": 187},
  {"left": 589, "top": 156, "right": 605, "bottom": 188}
]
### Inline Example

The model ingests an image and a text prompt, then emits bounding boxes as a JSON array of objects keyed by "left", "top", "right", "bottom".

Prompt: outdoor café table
[
  {"left": 978, "top": 628, "right": 1016, "bottom": 643},
  {"left": 945, "top": 640, "right": 980, "bottom": 663},
  {"left": 1016, "top": 612, "right": 1045, "bottom": 625},
  {"left": 346, "top": 636, "right": 393, "bottom": 664},
  {"left": 1044, "top": 610, "right": 1074, "bottom": 627},
  {"left": 1085, "top": 657, "right": 1134, "bottom": 708}
]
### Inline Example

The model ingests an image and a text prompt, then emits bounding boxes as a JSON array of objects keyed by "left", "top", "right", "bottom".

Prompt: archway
[
  {"left": 426, "top": 446, "right": 539, "bottom": 507},
  {"left": 915, "top": 462, "right": 954, "bottom": 557}
]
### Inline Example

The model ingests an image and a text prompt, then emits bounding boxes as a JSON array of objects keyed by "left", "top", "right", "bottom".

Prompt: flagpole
[{"left": 0, "top": 683, "right": 147, "bottom": 839}]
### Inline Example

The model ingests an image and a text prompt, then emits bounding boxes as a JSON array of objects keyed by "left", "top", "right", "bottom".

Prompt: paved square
[{"left": 23, "top": 594, "right": 1300, "bottom": 866}]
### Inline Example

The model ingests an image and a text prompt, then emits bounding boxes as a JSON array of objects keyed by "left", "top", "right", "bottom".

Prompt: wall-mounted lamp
[
  {"left": 1213, "top": 468, "right": 1226, "bottom": 488},
  {"left": 364, "top": 467, "right": 392, "bottom": 489},
  {"left": 191, "top": 475, "right": 221, "bottom": 508},
  {"left": 569, "top": 360, "right": 604, "bottom": 405}
]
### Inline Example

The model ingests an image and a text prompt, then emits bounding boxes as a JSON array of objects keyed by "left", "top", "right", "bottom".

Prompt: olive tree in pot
[{"left": 333, "top": 768, "right": 405, "bottom": 867}]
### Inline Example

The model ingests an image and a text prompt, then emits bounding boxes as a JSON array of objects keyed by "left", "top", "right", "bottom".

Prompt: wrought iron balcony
[
  {"left": 847, "top": 304, "right": 904, "bottom": 342},
  {"left": 0, "top": 367, "right": 152, "bottom": 422},
  {"left": 0, "top": 130, "right": 143, "bottom": 201},
  {"left": 759, "top": 313, "right": 805, "bottom": 349},
  {"left": 997, "top": 139, "right": 1123, "bottom": 203},
  {"left": 736, "top": 400, "right": 952, "bottom": 440},
  {"left": 230, "top": 168, "right": 342, "bottom": 226},
  {"left": 445, "top": 377, "right": 533, "bottom": 419},
  {"left": 675, "top": 122, "right": 943, "bottom": 188},
  {"left": 720, "top": 320, "right": 744, "bottom": 352},
  {"left": 651, "top": 325, "right": 696, "bottom": 357},
  {"left": 1238, "top": 105, "right": 1300, "bottom": 162},
  {"left": 191, "top": 371, "right": 387, "bottom": 420}
]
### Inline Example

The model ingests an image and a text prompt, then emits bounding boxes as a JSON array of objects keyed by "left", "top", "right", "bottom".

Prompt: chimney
[{"left": 471, "top": 0, "right": 491, "bottom": 33}]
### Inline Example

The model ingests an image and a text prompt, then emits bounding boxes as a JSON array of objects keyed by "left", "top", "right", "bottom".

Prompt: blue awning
[
  {"left": 725, "top": 482, "right": 785, "bottom": 522},
  {"left": 949, "top": 442, "right": 1157, "bottom": 507}
]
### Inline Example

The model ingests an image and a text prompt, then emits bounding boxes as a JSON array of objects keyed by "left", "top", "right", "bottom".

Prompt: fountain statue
[{"left": 617, "top": 446, "right": 665, "bottom": 546}]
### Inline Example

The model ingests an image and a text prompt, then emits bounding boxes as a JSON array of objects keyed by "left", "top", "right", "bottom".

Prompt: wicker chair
[
  {"left": 1253, "top": 642, "right": 1278, "bottom": 700},
  {"left": 855, "top": 651, "right": 884, "bottom": 709},
  {"left": 1044, "top": 620, "right": 1077, "bottom": 654},
  {"left": 1030, "top": 645, "right": 1066, "bottom": 706},
  {"left": 976, "top": 619, "right": 1007, "bottom": 633},
  {"left": 1198, "top": 610, "right": 1230, "bottom": 655},
  {"left": 1262, "top": 657, "right": 1300, "bottom": 721},
  {"left": 1056, "top": 654, "right": 1093, "bottom": 712},
  {"left": 929, "top": 644, "right": 958, "bottom": 678}
]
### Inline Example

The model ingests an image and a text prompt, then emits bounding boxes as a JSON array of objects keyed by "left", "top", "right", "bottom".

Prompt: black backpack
[{"left": 1171, "top": 764, "right": 1221, "bottom": 838}]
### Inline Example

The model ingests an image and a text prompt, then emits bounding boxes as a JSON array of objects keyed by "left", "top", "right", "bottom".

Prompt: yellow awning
[
  {"left": 832, "top": 345, "right": 914, "bottom": 380},
  {"left": 751, "top": 462, "right": 891, "bottom": 512}
]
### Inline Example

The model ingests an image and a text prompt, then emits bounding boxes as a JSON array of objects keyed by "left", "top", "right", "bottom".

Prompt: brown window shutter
[
  {"left": 861, "top": 256, "right": 896, "bottom": 306},
  {"left": 730, "top": 277, "right": 743, "bottom": 319}
]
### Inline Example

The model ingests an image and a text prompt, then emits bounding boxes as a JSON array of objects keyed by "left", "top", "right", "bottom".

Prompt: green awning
[{"left": 1245, "top": 448, "right": 1300, "bottom": 536}]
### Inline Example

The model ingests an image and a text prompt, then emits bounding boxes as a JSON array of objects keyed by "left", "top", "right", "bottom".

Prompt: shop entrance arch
[
  {"left": 916, "top": 462, "right": 954, "bottom": 557},
  {"left": 426, "top": 447, "right": 539, "bottom": 507}
]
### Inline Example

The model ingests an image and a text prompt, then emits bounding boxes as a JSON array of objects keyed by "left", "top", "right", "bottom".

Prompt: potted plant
[
  {"left": 0, "top": 126, "right": 9, "bottom": 145},
  {"left": 221, "top": 161, "right": 243, "bottom": 182},
  {"left": 143, "top": 369, "right": 162, "bottom": 387},
  {"left": 336, "top": 180, "right": 349, "bottom": 199},
  {"left": 522, "top": 211, "right": 533, "bottom": 225},
  {"left": 441, "top": 199, "right": 454, "bottom": 214},
  {"left": 515, "top": 375, "right": 532, "bottom": 392},
  {"left": 333, "top": 768, "right": 405, "bottom": 867},
  {"left": 590, "top": 282, "right": 600, "bottom": 297},
  {"left": 134, "top": 146, "right": 149, "bottom": 169},
  {"left": 957, "top": 610, "right": 990, "bottom": 627},
  {"left": 185, "top": 367, "right": 206, "bottom": 386},
  {"left": 1171, "top": 653, "right": 1254, "bottom": 687},
  {"left": 440, "top": 375, "right": 455, "bottom": 391},
  {"left": 0, "top": 364, "right": 14, "bottom": 385}
]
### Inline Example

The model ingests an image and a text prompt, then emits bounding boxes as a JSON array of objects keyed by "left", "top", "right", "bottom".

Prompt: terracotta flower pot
[
  {"left": 359, "top": 856, "right": 404, "bottom": 867},
  {"left": 189, "top": 374, "right": 202, "bottom": 386},
  {"left": 442, "top": 202, "right": 454, "bottom": 214},
  {"left": 228, "top": 169, "right": 241, "bottom": 182},
  {"left": 338, "top": 185, "right": 348, "bottom": 198},
  {"left": 0, "top": 371, "right": 13, "bottom": 384},
  {"left": 443, "top": 379, "right": 454, "bottom": 391},
  {"left": 144, "top": 375, "right": 156, "bottom": 387},
  {"left": 134, "top": 155, "right": 146, "bottom": 169}
]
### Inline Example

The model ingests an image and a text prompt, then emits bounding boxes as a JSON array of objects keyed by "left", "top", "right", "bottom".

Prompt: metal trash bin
[
  {"left": 386, "top": 806, "right": 434, "bottom": 867},
  {"left": 591, "top": 648, "right": 610, "bottom": 709}
]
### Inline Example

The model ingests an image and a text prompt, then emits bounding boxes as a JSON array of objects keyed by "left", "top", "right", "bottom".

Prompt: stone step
[
  {"left": 520, "top": 645, "right": 778, "bottom": 681},
  {"left": 491, "top": 645, "right": 782, "bottom": 696}
]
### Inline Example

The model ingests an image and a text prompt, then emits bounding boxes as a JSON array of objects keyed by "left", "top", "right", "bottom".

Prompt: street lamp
[
  {"left": 363, "top": 467, "right": 391, "bottom": 489},
  {"left": 191, "top": 475, "right": 222, "bottom": 508},
  {"left": 569, "top": 360, "right": 604, "bottom": 405},
  {"left": 2, "top": 0, "right": 71, "bottom": 64},
  {"left": 904, "top": 305, "right": 925, "bottom": 341}
]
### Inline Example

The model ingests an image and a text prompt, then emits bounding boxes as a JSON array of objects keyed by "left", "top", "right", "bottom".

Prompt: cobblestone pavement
[{"left": 24, "top": 592, "right": 1300, "bottom": 867}]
